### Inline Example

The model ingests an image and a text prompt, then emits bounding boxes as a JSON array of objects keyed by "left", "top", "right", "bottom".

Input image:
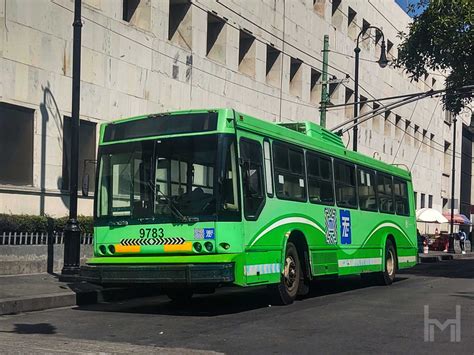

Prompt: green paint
[{"left": 87, "top": 109, "right": 417, "bottom": 288}]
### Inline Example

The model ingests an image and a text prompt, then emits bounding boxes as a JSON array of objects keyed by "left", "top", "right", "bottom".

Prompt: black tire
[
  {"left": 374, "top": 238, "right": 397, "bottom": 285},
  {"left": 269, "top": 242, "right": 300, "bottom": 305},
  {"left": 360, "top": 239, "right": 397, "bottom": 285},
  {"left": 165, "top": 288, "right": 194, "bottom": 303}
]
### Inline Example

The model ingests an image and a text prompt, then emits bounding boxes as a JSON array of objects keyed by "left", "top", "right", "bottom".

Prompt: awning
[
  {"left": 416, "top": 208, "right": 449, "bottom": 223},
  {"left": 442, "top": 212, "right": 472, "bottom": 225}
]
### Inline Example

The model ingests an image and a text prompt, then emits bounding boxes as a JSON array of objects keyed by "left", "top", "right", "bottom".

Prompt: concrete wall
[
  {"left": 0, "top": 244, "right": 93, "bottom": 275},
  {"left": 0, "top": 0, "right": 467, "bottom": 217}
]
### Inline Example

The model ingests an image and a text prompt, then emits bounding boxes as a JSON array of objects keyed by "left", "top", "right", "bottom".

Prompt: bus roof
[{"left": 101, "top": 108, "right": 411, "bottom": 180}]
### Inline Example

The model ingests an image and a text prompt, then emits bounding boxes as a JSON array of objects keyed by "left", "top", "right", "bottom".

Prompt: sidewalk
[
  {"left": 0, "top": 273, "right": 157, "bottom": 316},
  {"left": 418, "top": 251, "right": 474, "bottom": 263}
]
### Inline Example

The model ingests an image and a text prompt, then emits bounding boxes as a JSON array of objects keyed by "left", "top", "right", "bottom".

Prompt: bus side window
[
  {"left": 240, "top": 138, "right": 265, "bottom": 220},
  {"left": 334, "top": 160, "right": 357, "bottom": 208},
  {"left": 357, "top": 167, "right": 377, "bottom": 211},
  {"left": 377, "top": 173, "right": 394, "bottom": 213},
  {"left": 273, "top": 143, "right": 306, "bottom": 201},
  {"left": 394, "top": 178, "right": 409, "bottom": 215},
  {"left": 307, "top": 153, "right": 334, "bottom": 205},
  {"left": 263, "top": 140, "right": 274, "bottom": 197}
]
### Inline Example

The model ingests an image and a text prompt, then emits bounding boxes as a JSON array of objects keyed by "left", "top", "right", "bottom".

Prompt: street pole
[
  {"left": 320, "top": 35, "right": 329, "bottom": 128},
  {"left": 352, "top": 26, "right": 388, "bottom": 152},
  {"left": 62, "top": 0, "right": 82, "bottom": 276},
  {"left": 353, "top": 46, "right": 360, "bottom": 151},
  {"left": 449, "top": 115, "right": 457, "bottom": 253}
]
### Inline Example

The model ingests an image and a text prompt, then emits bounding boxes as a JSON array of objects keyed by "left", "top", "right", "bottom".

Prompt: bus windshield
[{"left": 95, "top": 134, "right": 239, "bottom": 223}]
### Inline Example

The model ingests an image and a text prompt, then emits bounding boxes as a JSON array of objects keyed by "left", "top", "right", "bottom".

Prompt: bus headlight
[
  {"left": 193, "top": 242, "right": 202, "bottom": 252},
  {"left": 98, "top": 245, "right": 107, "bottom": 255},
  {"left": 108, "top": 245, "right": 115, "bottom": 254},
  {"left": 204, "top": 242, "right": 213, "bottom": 252}
]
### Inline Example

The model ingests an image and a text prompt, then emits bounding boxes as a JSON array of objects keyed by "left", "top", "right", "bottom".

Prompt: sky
[{"left": 395, "top": 0, "right": 427, "bottom": 17}]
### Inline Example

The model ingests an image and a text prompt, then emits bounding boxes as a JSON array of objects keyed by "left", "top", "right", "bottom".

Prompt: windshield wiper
[{"left": 148, "top": 181, "right": 199, "bottom": 223}]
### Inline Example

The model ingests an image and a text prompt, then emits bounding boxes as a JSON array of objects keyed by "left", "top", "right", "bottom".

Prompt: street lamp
[
  {"left": 62, "top": 0, "right": 83, "bottom": 276},
  {"left": 353, "top": 26, "right": 389, "bottom": 152}
]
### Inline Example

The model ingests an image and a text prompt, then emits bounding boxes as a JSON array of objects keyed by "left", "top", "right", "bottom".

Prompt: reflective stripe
[
  {"left": 398, "top": 256, "right": 417, "bottom": 263},
  {"left": 244, "top": 263, "right": 281, "bottom": 276},
  {"left": 338, "top": 257, "right": 382, "bottom": 267}
]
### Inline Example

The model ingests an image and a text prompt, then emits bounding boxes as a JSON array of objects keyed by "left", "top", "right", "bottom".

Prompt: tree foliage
[{"left": 397, "top": 0, "right": 473, "bottom": 114}]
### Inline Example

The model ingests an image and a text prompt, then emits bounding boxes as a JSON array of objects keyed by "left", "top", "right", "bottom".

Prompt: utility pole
[
  {"left": 62, "top": 0, "right": 82, "bottom": 276},
  {"left": 449, "top": 114, "right": 457, "bottom": 253},
  {"left": 320, "top": 35, "right": 329, "bottom": 128}
]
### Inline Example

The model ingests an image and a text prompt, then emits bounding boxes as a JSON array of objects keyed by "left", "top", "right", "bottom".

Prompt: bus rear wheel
[
  {"left": 270, "top": 242, "right": 300, "bottom": 305},
  {"left": 375, "top": 239, "right": 397, "bottom": 285}
]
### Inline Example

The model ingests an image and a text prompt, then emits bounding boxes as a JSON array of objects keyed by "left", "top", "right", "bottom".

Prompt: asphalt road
[{"left": 0, "top": 260, "right": 473, "bottom": 354}]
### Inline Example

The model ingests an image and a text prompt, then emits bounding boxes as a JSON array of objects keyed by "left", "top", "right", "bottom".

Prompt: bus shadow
[{"left": 75, "top": 276, "right": 408, "bottom": 317}]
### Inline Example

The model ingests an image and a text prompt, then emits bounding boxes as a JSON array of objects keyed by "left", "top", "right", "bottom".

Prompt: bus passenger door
[{"left": 238, "top": 136, "right": 266, "bottom": 247}]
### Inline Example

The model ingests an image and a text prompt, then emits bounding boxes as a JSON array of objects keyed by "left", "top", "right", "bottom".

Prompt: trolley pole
[
  {"left": 62, "top": 0, "right": 82, "bottom": 276},
  {"left": 320, "top": 35, "right": 329, "bottom": 128}
]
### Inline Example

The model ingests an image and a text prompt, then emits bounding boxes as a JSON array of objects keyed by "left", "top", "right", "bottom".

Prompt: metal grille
[{"left": 0, "top": 232, "right": 93, "bottom": 246}]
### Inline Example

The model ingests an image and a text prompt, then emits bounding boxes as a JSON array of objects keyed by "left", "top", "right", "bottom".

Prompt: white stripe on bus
[
  {"left": 338, "top": 257, "right": 382, "bottom": 267},
  {"left": 249, "top": 217, "right": 324, "bottom": 247}
]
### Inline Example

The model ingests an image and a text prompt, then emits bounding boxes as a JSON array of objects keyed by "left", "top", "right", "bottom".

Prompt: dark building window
[
  {"left": 238, "top": 30, "right": 256, "bottom": 77},
  {"left": 168, "top": 0, "right": 192, "bottom": 50},
  {"left": 428, "top": 194, "right": 433, "bottom": 208},
  {"left": 206, "top": 12, "right": 227, "bottom": 63},
  {"left": 420, "top": 193, "right": 426, "bottom": 208},
  {"left": 0, "top": 103, "right": 34, "bottom": 186},
  {"left": 62, "top": 117, "right": 97, "bottom": 192},
  {"left": 123, "top": 0, "right": 140, "bottom": 22},
  {"left": 266, "top": 45, "right": 282, "bottom": 87}
]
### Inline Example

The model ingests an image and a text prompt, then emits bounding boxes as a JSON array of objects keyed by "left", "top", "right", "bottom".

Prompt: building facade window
[
  {"left": 123, "top": 0, "right": 140, "bottom": 22},
  {"left": 62, "top": 117, "right": 97, "bottom": 192},
  {"left": 238, "top": 30, "right": 256, "bottom": 78},
  {"left": 206, "top": 13, "right": 227, "bottom": 64},
  {"left": 168, "top": 0, "right": 192, "bottom": 50},
  {"left": 0, "top": 103, "right": 34, "bottom": 186},
  {"left": 428, "top": 194, "right": 433, "bottom": 208},
  {"left": 289, "top": 57, "right": 303, "bottom": 98},
  {"left": 420, "top": 193, "right": 426, "bottom": 208},
  {"left": 266, "top": 45, "right": 282, "bottom": 87}
]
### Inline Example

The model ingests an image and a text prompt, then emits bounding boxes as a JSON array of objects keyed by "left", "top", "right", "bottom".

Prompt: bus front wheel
[{"left": 270, "top": 242, "right": 300, "bottom": 305}]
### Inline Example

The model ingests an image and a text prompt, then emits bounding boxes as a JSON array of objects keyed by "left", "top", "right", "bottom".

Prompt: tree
[{"left": 397, "top": 0, "right": 473, "bottom": 114}]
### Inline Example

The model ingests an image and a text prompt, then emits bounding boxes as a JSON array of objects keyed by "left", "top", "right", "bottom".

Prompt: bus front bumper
[{"left": 80, "top": 263, "right": 235, "bottom": 285}]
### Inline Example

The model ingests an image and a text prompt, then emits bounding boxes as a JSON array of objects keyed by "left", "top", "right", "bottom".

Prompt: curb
[{"left": 0, "top": 286, "right": 159, "bottom": 316}]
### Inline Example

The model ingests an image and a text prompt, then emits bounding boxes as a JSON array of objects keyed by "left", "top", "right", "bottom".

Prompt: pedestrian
[{"left": 459, "top": 230, "right": 467, "bottom": 255}]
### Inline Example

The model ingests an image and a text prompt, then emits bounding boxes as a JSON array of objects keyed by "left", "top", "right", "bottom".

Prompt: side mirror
[{"left": 82, "top": 174, "right": 90, "bottom": 197}]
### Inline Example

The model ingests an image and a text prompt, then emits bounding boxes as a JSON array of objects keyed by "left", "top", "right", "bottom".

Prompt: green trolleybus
[{"left": 81, "top": 108, "right": 417, "bottom": 304}]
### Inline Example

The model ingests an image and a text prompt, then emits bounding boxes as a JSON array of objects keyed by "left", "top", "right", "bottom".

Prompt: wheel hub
[
  {"left": 387, "top": 249, "right": 394, "bottom": 276},
  {"left": 284, "top": 256, "right": 297, "bottom": 289}
]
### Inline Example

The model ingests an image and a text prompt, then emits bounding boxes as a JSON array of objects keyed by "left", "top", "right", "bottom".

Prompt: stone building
[{"left": 0, "top": 0, "right": 472, "bottom": 222}]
